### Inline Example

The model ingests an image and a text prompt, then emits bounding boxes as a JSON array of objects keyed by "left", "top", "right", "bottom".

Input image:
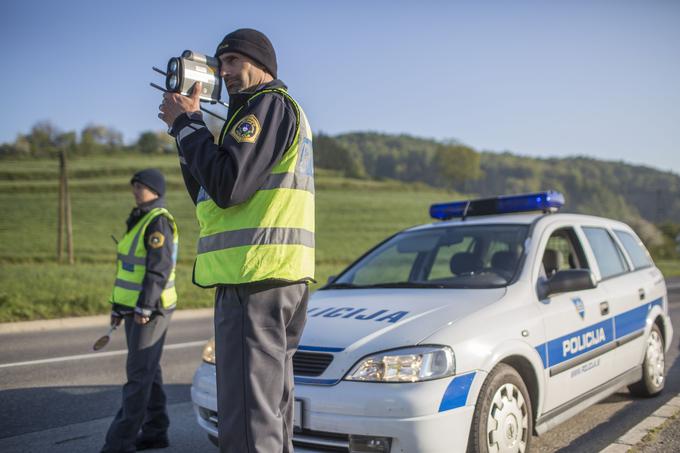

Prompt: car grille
[
  {"left": 293, "top": 428, "right": 349, "bottom": 452},
  {"left": 198, "top": 407, "right": 218, "bottom": 428},
  {"left": 201, "top": 408, "right": 350, "bottom": 452},
  {"left": 293, "top": 351, "right": 334, "bottom": 376}
]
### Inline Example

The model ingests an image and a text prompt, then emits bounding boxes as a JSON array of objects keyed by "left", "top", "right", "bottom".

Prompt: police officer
[
  {"left": 101, "top": 169, "right": 179, "bottom": 453},
  {"left": 158, "top": 29, "right": 314, "bottom": 453}
]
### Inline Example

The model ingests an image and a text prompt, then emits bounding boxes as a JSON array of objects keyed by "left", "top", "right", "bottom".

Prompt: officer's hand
[
  {"left": 134, "top": 314, "right": 150, "bottom": 325},
  {"left": 110, "top": 313, "right": 122, "bottom": 327},
  {"left": 158, "top": 81, "right": 202, "bottom": 128}
]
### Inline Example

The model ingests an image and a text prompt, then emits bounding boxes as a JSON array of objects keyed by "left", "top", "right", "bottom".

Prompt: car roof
[{"left": 405, "top": 212, "right": 633, "bottom": 233}]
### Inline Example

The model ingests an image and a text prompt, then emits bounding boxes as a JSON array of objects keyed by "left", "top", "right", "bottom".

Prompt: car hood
[{"left": 300, "top": 287, "right": 507, "bottom": 355}]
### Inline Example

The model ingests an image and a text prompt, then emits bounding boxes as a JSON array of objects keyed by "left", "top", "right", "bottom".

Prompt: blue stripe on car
[
  {"left": 535, "top": 343, "right": 548, "bottom": 369},
  {"left": 615, "top": 304, "right": 648, "bottom": 339},
  {"left": 294, "top": 377, "right": 339, "bottom": 385},
  {"left": 438, "top": 372, "right": 476, "bottom": 412},
  {"left": 614, "top": 298, "right": 662, "bottom": 339},
  {"left": 297, "top": 345, "right": 345, "bottom": 353},
  {"left": 545, "top": 319, "right": 614, "bottom": 368},
  {"left": 536, "top": 297, "right": 662, "bottom": 370}
]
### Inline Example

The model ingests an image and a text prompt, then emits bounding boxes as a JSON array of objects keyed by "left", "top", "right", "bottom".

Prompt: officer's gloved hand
[
  {"left": 134, "top": 306, "right": 153, "bottom": 325},
  {"left": 110, "top": 311, "right": 123, "bottom": 327}
]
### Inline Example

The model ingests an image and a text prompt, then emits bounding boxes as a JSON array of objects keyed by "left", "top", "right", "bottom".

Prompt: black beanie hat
[
  {"left": 215, "top": 28, "right": 277, "bottom": 78},
  {"left": 131, "top": 168, "right": 165, "bottom": 197}
]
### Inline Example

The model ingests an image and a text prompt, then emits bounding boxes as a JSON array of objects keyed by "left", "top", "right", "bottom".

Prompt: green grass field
[
  {"left": 0, "top": 155, "right": 457, "bottom": 322},
  {"left": 2, "top": 154, "right": 678, "bottom": 322}
]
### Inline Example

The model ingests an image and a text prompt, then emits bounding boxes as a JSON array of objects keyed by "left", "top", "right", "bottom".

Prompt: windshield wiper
[
  {"left": 324, "top": 282, "right": 360, "bottom": 289},
  {"left": 325, "top": 281, "right": 448, "bottom": 290}
]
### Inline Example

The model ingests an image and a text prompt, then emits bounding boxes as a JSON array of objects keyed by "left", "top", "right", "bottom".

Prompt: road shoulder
[
  {"left": 0, "top": 308, "right": 213, "bottom": 334},
  {"left": 600, "top": 394, "right": 680, "bottom": 453}
]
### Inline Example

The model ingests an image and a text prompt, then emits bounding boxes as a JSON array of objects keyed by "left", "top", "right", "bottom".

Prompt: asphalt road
[
  {"left": 1, "top": 287, "right": 679, "bottom": 453},
  {"left": 0, "top": 312, "right": 214, "bottom": 452}
]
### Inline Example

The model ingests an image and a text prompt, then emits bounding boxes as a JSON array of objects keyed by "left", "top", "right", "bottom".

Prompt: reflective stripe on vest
[
  {"left": 198, "top": 227, "right": 315, "bottom": 254},
  {"left": 109, "top": 207, "right": 179, "bottom": 308},
  {"left": 113, "top": 279, "right": 177, "bottom": 292},
  {"left": 194, "top": 88, "right": 315, "bottom": 286}
]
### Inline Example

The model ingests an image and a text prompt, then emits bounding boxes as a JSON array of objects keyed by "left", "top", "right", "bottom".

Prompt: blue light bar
[{"left": 430, "top": 191, "right": 565, "bottom": 220}]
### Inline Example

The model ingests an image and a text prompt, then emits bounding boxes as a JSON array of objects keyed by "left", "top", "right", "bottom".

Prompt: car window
[
  {"left": 541, "top": 228, "right": 588, "bottom": 277},
  {"left": 428, "top": 237, "right": 474, "bottom": 280},
  {"left": 352, "top": 241, "right": 420, "bottom": 286},
  {"left": 614, "top": 230, "right": 653, "bottom": 270},
  {"left": 330, "top": 224, "right": 529, "bottom": 289},
  {"left": 582, "top": 227, "right": 629, "bottom": 279}
]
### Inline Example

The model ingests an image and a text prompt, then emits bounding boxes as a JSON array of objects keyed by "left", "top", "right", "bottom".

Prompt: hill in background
[{"left": 323, "top": 132, "right": 680, "bottom": 226}]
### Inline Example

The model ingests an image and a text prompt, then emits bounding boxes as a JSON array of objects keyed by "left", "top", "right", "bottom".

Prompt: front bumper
[
  {"left": 191, "top": 362, "right": 219, "bottom": 438},
  {"left": 191, "top": 362, "right": 481, "bottom": 452}
]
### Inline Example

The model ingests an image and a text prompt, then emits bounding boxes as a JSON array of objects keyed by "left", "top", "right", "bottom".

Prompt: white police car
[{"left": 191, "top": 191, "right": 672, "bottom": 452}]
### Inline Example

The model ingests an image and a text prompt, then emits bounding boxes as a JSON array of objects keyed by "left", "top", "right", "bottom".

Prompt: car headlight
[
  {"left": 345, "top": 346, "right": 455, "bottom": 382},
  {"left": 202, "top": 337, "right": 215, "bottom": 364}
]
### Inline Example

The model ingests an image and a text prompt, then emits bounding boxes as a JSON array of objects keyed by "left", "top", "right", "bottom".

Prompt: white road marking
[{"left": 0, "top": 340, "right": 206, "bottom": 369}]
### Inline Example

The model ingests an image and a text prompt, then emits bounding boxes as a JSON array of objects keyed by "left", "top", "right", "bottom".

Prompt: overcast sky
[{"left": 2, "top": 0, "right": 678, "bottom": 174}]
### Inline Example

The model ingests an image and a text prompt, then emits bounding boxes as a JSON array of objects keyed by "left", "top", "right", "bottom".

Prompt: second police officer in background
[
  {"left": 101, "top": 169, "right": 179, "bottom": 453},
  {"left": 158, "top": 29, "right": 314, "bottom": 453}
]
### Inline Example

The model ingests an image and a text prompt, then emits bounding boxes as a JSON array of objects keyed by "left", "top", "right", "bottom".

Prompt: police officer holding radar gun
[
  {"left": 158, "top": 29, "right": 314, "bottom": 453},
  {"left": 101, "top": 169, "right": 179, "bottom": 453}
]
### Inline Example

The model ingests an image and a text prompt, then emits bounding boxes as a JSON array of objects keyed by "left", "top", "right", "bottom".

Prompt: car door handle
[
  {"left": 639, "top": 288, "right": 645, "bottom": 300},
  {"left": 600, "top": 301, "right": 609, "bottom": 316}
]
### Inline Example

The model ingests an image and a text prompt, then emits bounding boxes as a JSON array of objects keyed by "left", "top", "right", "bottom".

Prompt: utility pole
[
  {"left": 57, "top": 150, "right": 74, "bottom": 264},
  {"left": 57, "top": 154, "right": 64, "bottom": 262}
]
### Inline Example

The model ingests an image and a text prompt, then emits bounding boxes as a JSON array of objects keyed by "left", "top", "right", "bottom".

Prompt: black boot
[{"left": 134, "top": 434, "right": 169, "bottom": 451}]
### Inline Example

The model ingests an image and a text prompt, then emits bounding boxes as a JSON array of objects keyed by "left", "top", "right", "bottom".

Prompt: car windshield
[{"left": 327, "top": 224, "right": 529, "bottom": 289}]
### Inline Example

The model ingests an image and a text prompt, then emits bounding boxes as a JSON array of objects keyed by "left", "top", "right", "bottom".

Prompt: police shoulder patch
[
  {"left": 229, "top": 114, "right": 261, "bottom": 144},
  {"left": 148, "top": 232, "right": 165, "bottom": 249}
]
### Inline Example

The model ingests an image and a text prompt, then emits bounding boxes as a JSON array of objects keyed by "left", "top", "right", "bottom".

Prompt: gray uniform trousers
[
  {"left": 214, "top": 282, "right": 309, "bottom": 453},
  {"left": 101, "top": 311, "right": 173, "bottom": 453}
]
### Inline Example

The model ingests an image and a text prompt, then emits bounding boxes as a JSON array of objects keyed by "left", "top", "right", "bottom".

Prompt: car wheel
[
  {"left": 628, "top": 323, "right": 665, "bottom": 397},
  {"left": 468, "top": 363, "right": 532, "bottom": 453},
  {"left": 208, "top": 434, "right": 219, "bottom": 447}
]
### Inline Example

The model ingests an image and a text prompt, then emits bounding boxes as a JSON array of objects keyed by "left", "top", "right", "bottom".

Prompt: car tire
[
  {"left": 628, "top": 323, "right": 665, "bottom": 397},
  {"left": 208, "top": 434, "right": 219, "bottom": 447},
  {"left": 467, "top": 363, "right": 533, "bottom": 453}
]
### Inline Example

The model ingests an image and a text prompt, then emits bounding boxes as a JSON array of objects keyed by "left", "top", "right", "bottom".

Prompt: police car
[{"left": 191, "top": 191, "right": 672, "bottom": 452}]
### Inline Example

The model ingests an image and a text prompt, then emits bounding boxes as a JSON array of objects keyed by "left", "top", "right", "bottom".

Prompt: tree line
[
  {"left": 317, "top": 132, "right": 679, "bottom": 223},
  {"left": 0, "top": 121, "right": 176, "bottom": 157}
]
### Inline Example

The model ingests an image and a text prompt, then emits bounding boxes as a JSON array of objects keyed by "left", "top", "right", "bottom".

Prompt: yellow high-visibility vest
[
  {"left": 194, "top": 88, "right": 314, "bottom": 286},
  {"left": 110, "top": 207, "right": 179, "bottom": 308}
]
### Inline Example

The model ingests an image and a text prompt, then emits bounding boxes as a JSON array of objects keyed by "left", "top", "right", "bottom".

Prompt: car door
[
  {"left": 535, "top": 225, "right": 617, "bottom": 412},
  {"left": 581, "top": 225, "right": 655, "bottom": 378}
]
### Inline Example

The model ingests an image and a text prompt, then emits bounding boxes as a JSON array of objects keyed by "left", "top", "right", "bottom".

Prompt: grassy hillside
[
  {"left": 0, "top": 155, "right": 457, "bottom": 322},
  {"left": 333, "top": 132, "right": 680, "bottom": 224},
  {"left": 2, "top": 151, "right": 677, "bottom": 323}
]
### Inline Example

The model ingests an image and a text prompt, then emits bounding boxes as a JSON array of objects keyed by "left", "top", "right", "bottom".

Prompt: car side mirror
[
  {"left": 543, "top": 269, "right": 597, "bottom": 298},
  {"left": 327, "top": 275, "right": 337, "bottom": 285}
]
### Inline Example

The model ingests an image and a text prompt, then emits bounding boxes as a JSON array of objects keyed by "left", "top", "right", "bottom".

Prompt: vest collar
[
  {"left": 139, "top": 197, "right": 165, "bottom": 211},
  {"left": 126, "top": 197, "right": 165, "bottom": 231},
  {"left": 228, "top": 79, "right": 288, "bottom": 114}
]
